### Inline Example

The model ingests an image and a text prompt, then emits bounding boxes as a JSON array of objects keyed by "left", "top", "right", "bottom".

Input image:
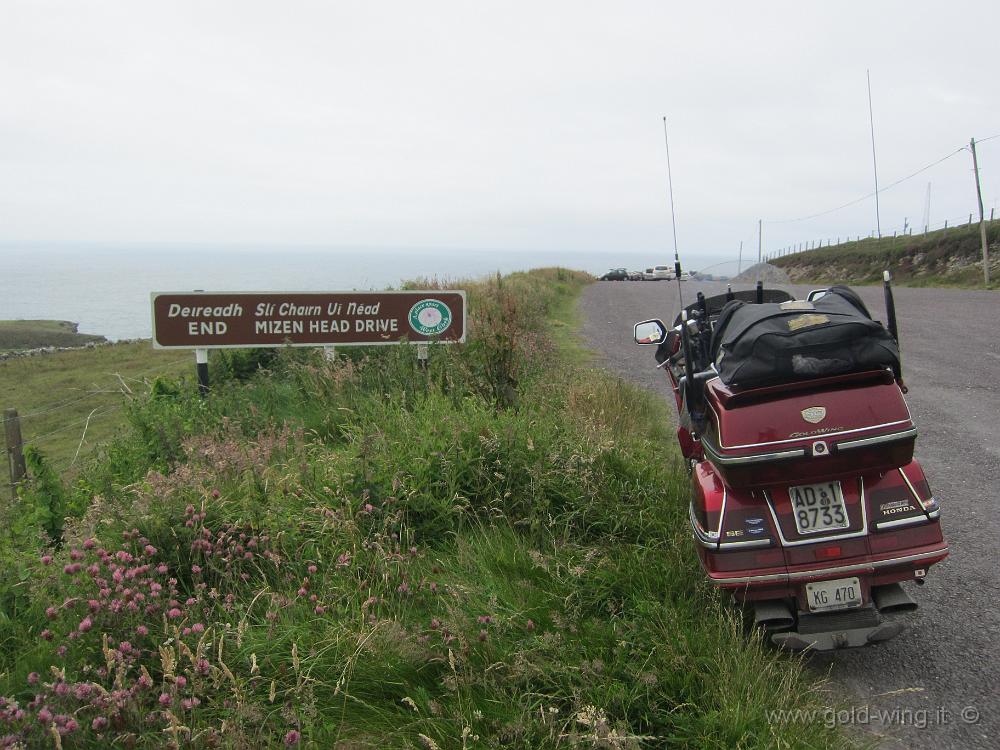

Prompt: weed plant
[{"left": 0, "top": 269, "right": 845, "bottom": 748}]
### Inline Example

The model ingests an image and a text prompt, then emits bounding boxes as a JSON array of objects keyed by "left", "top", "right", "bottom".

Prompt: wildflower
[
  {"left": 477, "top": 615, "right": 492, "bottom": 624},
  {"left": 314, "top": 605, "right": 326, "bottom": 615},
  {"left": 196, "top": 658, "right": 210, "bottom": 675},
  {"left": 37, "top": 707, "right": 53, "bottom": 724},
  {"left": 167, "top": 608, "right": 182, "bottom": 619},
  {"left": 157, "top": 564, "right": 169, "bottom": 575},
  {"left": 336, "top": 552, "right": 351, "bottom": 567},
  {"left": 211, "top": 489, "right": 220, "bottom": 499},
  {"left": 186, "top": 597, "right": 197, "bottom": 606},
  {"left": 136, "top": 625, "right": 149, "bottom": 636},
  {"left": 63, "top": 718, "right": 79, "bottom": 733},
  {"left": 307, "top": 564, "right": 318, "bottom": 574},
  {"left": 175, "top": 675, "right": 187, "bottom": 688},
  {"left": 88, "top": 599, "right": 101, "bottom": 612},
  {"left": 363, "top": 503, "right": 374, "bottom": 513},
  {"left": 284, "top": 729, "right": 301, "bottom": 746},
  {"left": 92, "top": 716, "right": 108, "bottom": 731},
  {"left": 144, "top": 545, "right": 157, "bottom": 557},
  {"left": 191, "top": 565, "right": 202, "bottom": 575},
  {"left": 27, "top": 672, "right": 39, "bottom": 685},
  {"left": 185, "top": 504, "right": 195, "bottom": 516},
  {"left": 191, "top": 623, "right": 204, "bottom": 633},
  {"left": 40, "top": 629, "right": 53, "bottom": 641},
  {"left": 430, "top": 618, "right": 441, "bottom": 630},
  {"left": 83, "top": 538, "right": 96, "bottom": 550},
  {"left": 526, "top": 619, "right": 535, "bottom": 631},
  {"left": 181, "top": 696, "right": 200, "bottom": 710},
  {"left": 478, "top": 629, "right": 488, "bottom": 642},
  {"left": 41, "top": 555, "right": 53, "bottom": 565},
  {"left": 54, "top": 682, "right": 69, "bottom": 696},
  {"left": 78, "top": 617, "right": 93, "bottom": 633},
  {"left": 136, "top": 674, "right": 153, "bottom": 690},
  {"left": 158, "top": 693, "right": 172, "bottom": 706},
  {"left": 73, "top": 684, "right": 92, "bottom": 700}
]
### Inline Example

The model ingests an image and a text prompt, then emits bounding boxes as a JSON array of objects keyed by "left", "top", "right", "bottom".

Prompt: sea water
[{"left": 2, "top": 243, "right": 736, "bottom": 341}]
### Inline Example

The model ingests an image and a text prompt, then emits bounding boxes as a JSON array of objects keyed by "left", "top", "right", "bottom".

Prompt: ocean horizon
[{"left": 2, "top": 243, "right": 738, "bottom": 341}]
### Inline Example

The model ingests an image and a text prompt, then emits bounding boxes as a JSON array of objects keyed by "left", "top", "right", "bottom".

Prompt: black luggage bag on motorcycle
[{"left": 710, "top": 286, "right": 901, "bottom": 390}]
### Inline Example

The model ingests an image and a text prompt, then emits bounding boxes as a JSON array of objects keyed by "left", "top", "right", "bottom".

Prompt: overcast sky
[{"left": 3, "top": 1, "right": 998, "bottom": 266}]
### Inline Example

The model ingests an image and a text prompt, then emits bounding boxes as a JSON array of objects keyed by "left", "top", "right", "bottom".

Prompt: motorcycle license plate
[
  {"left": 789, "top": 481, "right": 849, "bottom": 534},
  {"left": 806, "top": 577, "right": 862, "bottom": 612}
]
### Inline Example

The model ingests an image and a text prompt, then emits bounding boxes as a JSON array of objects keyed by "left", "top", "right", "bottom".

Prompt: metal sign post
[{"left": 195, "top": 348, "right": 209, "bottom": 397}]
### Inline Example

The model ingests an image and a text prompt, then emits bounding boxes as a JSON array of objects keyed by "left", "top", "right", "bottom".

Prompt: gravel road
[{"left": 578, "top": 279, "right": 999, "bottom": 749}]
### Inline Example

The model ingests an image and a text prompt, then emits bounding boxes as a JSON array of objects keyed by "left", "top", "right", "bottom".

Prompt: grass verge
[{"left": 0, "top": 269, "right": 846, "bottom": 748}]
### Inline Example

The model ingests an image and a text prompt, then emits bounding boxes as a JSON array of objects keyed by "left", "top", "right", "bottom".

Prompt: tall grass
[{"left": 0, "top": 269, "right": 847, "bottom": 748}]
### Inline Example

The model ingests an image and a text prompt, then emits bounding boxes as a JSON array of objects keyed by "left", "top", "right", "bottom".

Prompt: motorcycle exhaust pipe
[
  {"left": 752, "top": 600, "right": 795, "bottom": 630},
  {"left": 872, "top": 583, "right": 917, "bottom": 614}
]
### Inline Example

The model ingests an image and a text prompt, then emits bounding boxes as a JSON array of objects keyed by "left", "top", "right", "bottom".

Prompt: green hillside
[
  {"left": 771, "top": 220, "right": 1000, "bottom": 288},
  {"left": 0, "top": 320, "right": 108, "bottom": 353}
]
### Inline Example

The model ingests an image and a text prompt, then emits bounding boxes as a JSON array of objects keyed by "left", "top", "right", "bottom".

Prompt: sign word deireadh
[{"left": 151, "top": 291, "right": 466, "bottom": 349}]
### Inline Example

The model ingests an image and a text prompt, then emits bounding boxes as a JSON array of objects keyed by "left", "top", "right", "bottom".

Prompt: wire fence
[
  {"left": 764, "top": 213, "right": 1000, "bottom": 261},
  {"left": 3, "top": 354, "right": 191, "bottom": 485}
]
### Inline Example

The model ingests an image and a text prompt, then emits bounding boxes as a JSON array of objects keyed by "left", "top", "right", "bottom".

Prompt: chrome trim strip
[
  {"left": 761, "top": 478, "right": 869, "bottom": 548},
  {"left": 708, "top": 547, "right": 949, "bottom": 585},
  {"left": 837, "top": 428, "right": 917, "bottom": 451},
  {"left": 718, "top": 538, "right": 772, "bottom": 549},
  {"left": 706, "top": 400, "right": 913, "bottom": 451},
  {"left": 703, "top": 441, "right": 805, "bottom": 466},
  {"left": 689, "top": 503, "right": 718, "bottom": 548},
  {"left": 928, "top": 508, "right": 940, "bottom": 519},
  {"left": 714, "top": 487, "right": 726, "bottom": 540},
  {"left": 897, "top": 467, "right": 934, "bottom": 515},
  {"left": 875, "top": 515, "right": 929, "bottom": 530}
]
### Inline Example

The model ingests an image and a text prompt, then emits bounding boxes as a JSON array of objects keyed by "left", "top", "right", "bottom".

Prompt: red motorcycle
[{"left": 634, "top": 275, "right": 948, "bottom": 650}]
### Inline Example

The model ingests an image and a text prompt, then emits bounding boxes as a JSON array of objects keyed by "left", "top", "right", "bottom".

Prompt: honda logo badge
[{"left": 801, "top": 406, "right": 826, "bottom": 424}]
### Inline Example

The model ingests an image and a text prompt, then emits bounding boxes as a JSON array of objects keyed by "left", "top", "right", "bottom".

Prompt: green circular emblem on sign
[{"left": 408, "top": 299, "right": 453, "bottom": 336}]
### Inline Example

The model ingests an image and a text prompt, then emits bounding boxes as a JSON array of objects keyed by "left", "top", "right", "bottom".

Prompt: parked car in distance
[
  {"left": 627, "top": 270, "right": 644, "bottom": 281},
  {"left": 599, "top": 268, "right": 629, "bottom": 281},
  {"left": 651, "top": 264, "right": 674, "bottom": 280},
  {"left": 642, "top": 268, "right": 656, "bottom": 280}
]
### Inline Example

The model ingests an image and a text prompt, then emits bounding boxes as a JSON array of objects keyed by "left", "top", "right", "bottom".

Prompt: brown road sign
[{"left": 151, "top": 291, "right": 466, "bottom": 349}]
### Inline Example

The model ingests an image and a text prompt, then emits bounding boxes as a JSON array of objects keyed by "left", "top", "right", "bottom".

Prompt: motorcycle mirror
[
  {"left": 633, "top": 319, "right": 667, "bottom": 345},
  {"left": 806, "top": 289, "right": 829, "bottom": 302}
]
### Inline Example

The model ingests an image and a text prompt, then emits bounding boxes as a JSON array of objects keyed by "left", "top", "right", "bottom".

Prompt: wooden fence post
[{"left": 4, "top": 408, "right": 26, "bottom": 501}]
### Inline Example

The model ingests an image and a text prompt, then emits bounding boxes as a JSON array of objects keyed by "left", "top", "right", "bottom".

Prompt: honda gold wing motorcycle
[{"left": 633, "top": 275, "right": 948, "bottom": 651}]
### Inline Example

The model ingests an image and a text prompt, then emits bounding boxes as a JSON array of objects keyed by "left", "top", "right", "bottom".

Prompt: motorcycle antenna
[{"left": 662, "top": 116, "right": 685, "bottom": 309}]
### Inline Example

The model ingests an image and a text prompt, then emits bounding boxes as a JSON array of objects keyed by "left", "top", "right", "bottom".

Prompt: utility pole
[
  {"left": 737, "top": 240, "right": 743, "bottom": 275},
  {"left": 757, "top": 219, "right": 762, "bottom": 265},
  {"left": 970, "top": 137, "right": 991, "bottom": 286}
]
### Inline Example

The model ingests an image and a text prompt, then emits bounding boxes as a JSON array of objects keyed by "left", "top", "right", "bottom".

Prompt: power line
[{"left": 766, "top": 147, "right": 967, "bottom": 225}]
